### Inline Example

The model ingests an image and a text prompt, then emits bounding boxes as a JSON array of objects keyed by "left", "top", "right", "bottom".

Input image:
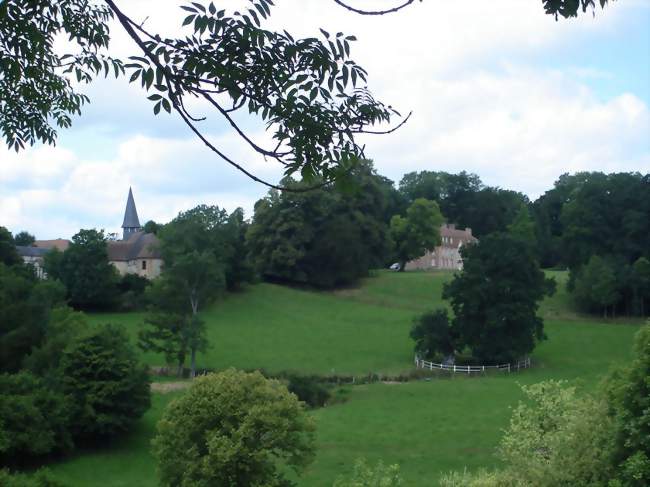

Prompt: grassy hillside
[{"left": 51, "top": 270, "right": 640, "bottom": 486}]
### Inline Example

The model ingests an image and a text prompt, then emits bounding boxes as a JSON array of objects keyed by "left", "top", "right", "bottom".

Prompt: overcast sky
[{"left": 1, "top": 0, "right": 649, "bottom": 240}]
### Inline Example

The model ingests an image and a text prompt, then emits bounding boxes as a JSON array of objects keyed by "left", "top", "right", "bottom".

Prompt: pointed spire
[{"left": 121, "top": 187, "right": 142, "bottom": 240}]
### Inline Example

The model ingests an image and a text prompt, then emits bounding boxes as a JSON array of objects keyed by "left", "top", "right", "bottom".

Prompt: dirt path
[{"left": 150, "top": 381, "right": 192, "bottom": 393}]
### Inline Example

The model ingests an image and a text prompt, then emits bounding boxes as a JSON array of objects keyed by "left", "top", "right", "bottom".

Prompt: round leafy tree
[
  {"left": 442, "top": 233, "right": 556, "bottom": 364},
  {"left": 59, "top": 324, "right": 150, "bottom": 442},
  {"left": 153, "top": 369, "right": 316, "bottom": 487}
]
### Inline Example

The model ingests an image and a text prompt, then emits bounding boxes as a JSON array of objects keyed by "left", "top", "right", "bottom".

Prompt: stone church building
[
  {"left": 405, "top": 223, "right": 478, "bottom": 271},
  {"left": 107, "top": 188, "right": 163, "bottom": 279}
]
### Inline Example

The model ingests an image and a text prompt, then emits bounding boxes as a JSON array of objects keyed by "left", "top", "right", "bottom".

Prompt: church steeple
[{"left": 121, "top": 187, "right": 142, "bottom": 240}]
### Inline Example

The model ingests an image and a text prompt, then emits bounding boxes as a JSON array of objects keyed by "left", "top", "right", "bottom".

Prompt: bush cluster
[{"left": 286, "top": 374, "right": 331, "bottom": 408}]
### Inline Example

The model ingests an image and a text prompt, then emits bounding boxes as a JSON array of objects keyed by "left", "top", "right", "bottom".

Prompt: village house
[
  {"left": 15, "top": 239, "right": 70, "bottom": 278},
  {"left": 405, "top": 223, "right": 478, "bottom": 271},
  {"left": 15, "top": 189, "right": 163, "bottom": 280}
]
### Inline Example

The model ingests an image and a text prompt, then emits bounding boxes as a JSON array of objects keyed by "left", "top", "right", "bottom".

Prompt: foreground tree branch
[
  {"left": 333, "top": 0, "right": 420, "bottom": 16},
  {"left": 0, "top": 0, "right": 613, "bottom": 189}
]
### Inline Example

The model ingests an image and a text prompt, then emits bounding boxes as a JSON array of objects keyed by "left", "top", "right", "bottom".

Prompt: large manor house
[
  {"left": 16, "top": 189, "right": 163, "bottom": 279},
  {"left": 406, "top": 223, "right": 477, "bottom": 271}
]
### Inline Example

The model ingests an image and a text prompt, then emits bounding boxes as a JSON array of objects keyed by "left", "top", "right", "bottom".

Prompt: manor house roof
[{"left": 440, "top": 223, "right": 477, "bottom": 248}]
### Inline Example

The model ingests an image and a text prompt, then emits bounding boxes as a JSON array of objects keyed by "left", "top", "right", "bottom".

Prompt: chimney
[{"left": 466, "top": 227, "right": 472, "bottom": 236}]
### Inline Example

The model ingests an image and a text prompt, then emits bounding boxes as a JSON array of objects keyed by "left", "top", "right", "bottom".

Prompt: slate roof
[
  {"left": 122, "top": 187, "right": 141, "bottom": 229},
  {"left": 107, "top": 232, "right": 161, "bottom": 261},
  {"left": 16, "top": 246, "right": 50, "bottom": 257}
]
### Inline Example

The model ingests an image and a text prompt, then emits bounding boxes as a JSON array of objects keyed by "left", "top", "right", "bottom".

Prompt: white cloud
[
  {"left": 364, "top": 65, "right": 649, "bottom": 195},
  {"left": 1, "top": 131, "right": 283, "bottom": 238}
]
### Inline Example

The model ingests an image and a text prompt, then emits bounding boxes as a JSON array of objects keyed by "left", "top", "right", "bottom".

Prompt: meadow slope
[{"left": 51, "top": 271, "right": 640, "bottom": 486}]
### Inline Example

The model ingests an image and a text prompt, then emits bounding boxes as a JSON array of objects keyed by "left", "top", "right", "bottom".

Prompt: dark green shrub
[
  {"left": 59, "top": 324, "right": 150, "bottom": 442},
  {"left": 410, "top": 309, "right": 456, "bottom": 362},
  {"left": 0, "top": 372, "right": 72, "bottom": 465},
  {"left": 117, "top": 274, "right": 150, "bottom": 311},
  {"left": 286, "top": 374, "right": 331, "bottom": 408},
  {"left": 0, "top": 469, "right": 66, "bottom": 487}
]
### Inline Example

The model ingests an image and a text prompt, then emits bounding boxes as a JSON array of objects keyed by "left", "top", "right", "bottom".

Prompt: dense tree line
[
  {"left": 533, "top": 172, "right": 650, "bottom": 316},
  {"left": 398, "top": 170, "right": 529, "bottom": 238},
  {"left": 247, "top": 161, "right": 398, "bottom": 288}
]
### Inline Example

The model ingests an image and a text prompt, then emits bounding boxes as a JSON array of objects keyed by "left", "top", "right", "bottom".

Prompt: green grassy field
[{"left": 49, "top": 270, "right": 641, "bottom": 486}]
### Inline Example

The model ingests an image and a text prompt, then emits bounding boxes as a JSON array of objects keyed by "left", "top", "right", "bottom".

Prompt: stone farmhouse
[
  {"left": 16, "top": 188, "right": 162, "bottom": 280},
  {"left": 405, "top": 223, "right": 478, "bottom": 271},
  {"left": 15, "top": 239, "right": 70, "bottom": 278}
]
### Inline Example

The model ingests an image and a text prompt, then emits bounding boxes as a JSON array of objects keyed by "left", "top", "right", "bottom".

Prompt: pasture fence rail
[{"left": 414, "top": 356, "right": 531, "bottom": 374}]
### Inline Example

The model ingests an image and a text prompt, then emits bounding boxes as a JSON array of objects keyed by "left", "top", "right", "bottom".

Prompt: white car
[{"left": 389, "top": 263, "right": 400, "bottom": 271}]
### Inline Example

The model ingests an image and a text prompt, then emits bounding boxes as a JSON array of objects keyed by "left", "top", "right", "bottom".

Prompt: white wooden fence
[{"left": 414, "top": 356, "right": 531, "bottom": 374}]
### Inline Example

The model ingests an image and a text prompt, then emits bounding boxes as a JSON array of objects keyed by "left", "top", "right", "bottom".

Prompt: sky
[{"left": 1, "top": 0, "right": 649, "bottom": 240}]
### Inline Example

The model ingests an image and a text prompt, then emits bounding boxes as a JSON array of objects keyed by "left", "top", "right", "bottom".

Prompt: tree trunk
[
  {"left": 398, "top": 261, "right": 406, "bottom": 272},
  {"left": 188, "top": 290, "right": 200, "bottom": 379},
  {"left": 176, "top": 350, "right": 186, "bottom": 377},
  {"left": 190, "top": 346, "right": 198, "bottom": 378}
]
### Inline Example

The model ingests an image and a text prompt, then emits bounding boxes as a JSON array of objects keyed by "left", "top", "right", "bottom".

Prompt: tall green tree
[
  {"left": 140, "top": 271, "right": 215, "bottom": 378},
  {"left": 59, "top": 324, "right": 150, "bottom": 443},
  {"left": 573, "top": 255, "right": 620, "bottom": 317},
  {"left": 143, "top": 220, "right": 161, "bottom": 235},
  {"left": 442, "top": 233, "right": 556, "bottom": 364},
  {"left": 631, "top": 257, "right": 650, "bottom": 317},
  {"left": 223, "top": 208, "right": 255, "bottom": 291},
  {"left": 57, "top": 229, "right": 119, "bottom": 310},
  {"left": 507, "top": 205, "right": 536, "bottom": 243},
  {"left": 390, "top": 198, "right": 444, "bottom": 271},
  {"left": 0, "top": 227, "right": 21, "bottom": 267},
  {"left": 141, "top": 206, "right": 227, "bottom": 377},
  {"left": 0, "top": 263, "right": 65, "bottom": 373},
  {"left": 12, "top": 231, "right": 35, "bottom": 246}
]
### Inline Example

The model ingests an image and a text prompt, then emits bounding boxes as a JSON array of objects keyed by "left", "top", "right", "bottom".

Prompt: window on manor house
[{"left": 142, "top": 260, "right": 147, "bottom": 270}]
